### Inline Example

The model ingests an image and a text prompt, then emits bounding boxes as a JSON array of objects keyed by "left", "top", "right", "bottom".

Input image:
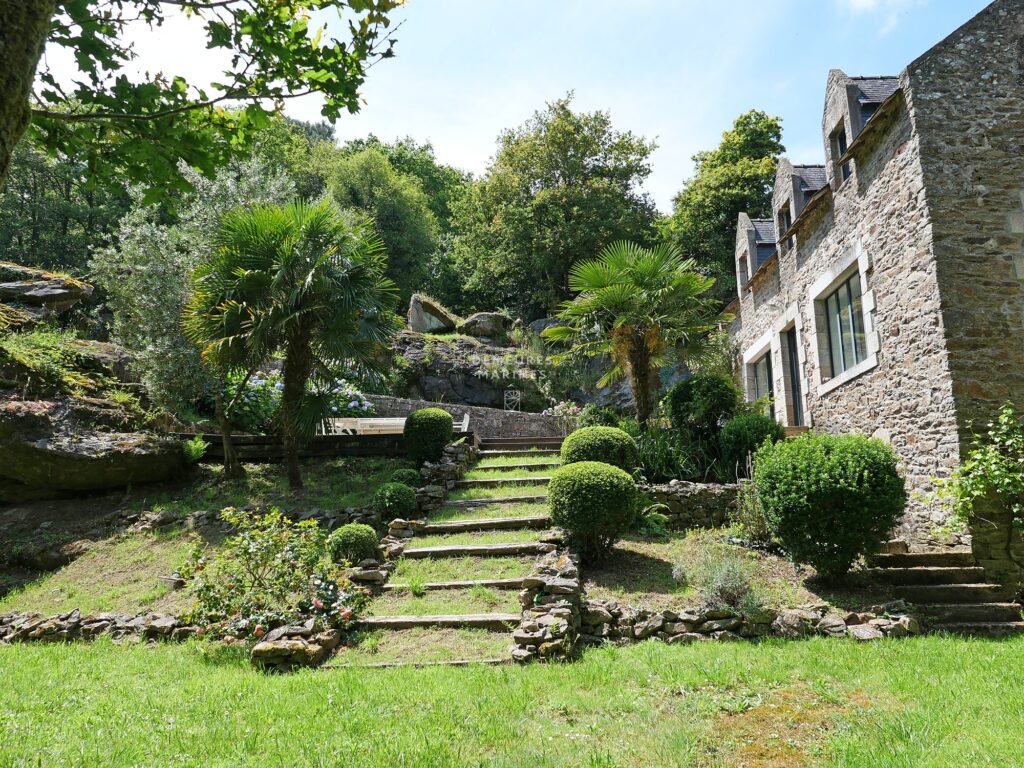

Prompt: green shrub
[
  {"left": 577, "top": 404, "right": 620, "bottom": 429},
  {"left": 403, "top": 407, "right": 453, "bottom": 464},
  {"left": 561, "top": 426, "right": 639, "bottom": 472},
  {"left": 548, "top": 461, "right": 638, "bottom": 562},
  {"left": 754, "top": 433, "right": 907, "bottom": 580},
  {"left": 665, "top": 373, "right": 740, "bottom": 440},
  {"left": 181, "top": 435, "right": 209, "bottom": 464},
  {"left": 327, "top": 523, "right": 380, "bottom": 564},
  {"left": 389, "top": 468, "right": 423, "bottom": 488},
  {"left": 719, "top": 412, "right": 785, "bottom": 479},
  {"left": 372, "top": 482, "right": 417, "bottom": 522},
  {"left": 730, "top": 480, "right": 772, "bottom": 546},
  {"left": 674, "top": 546, "right": 762, "bottom": 612}
]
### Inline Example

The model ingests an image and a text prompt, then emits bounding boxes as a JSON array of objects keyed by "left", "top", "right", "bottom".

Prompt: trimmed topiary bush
[
  {"left": 327, "top": 523, "right": 380, "bottom": 565},
  {"left": 720, "top": 412, "right": 785, "bottom": 478},
  {"left": 665, "top": 373, "right": 740, "bottom": 440},
  {"left": 561, "top": 426, "right": 639, "bottom": 472},
  {"left": 389, "top": 468, "right": 422, "bottom": 488},
  {"left": 372, "top": 482, "right": 417, "bottom": 522},
  {"left": 549, "top": 461, "right": 638, "bottom": 562},
  {"left": 754, "top": 433, "right": 907, "bottom": 580},
  {"left": 403, "top": 407, "right": 454, "bottom": 465}
]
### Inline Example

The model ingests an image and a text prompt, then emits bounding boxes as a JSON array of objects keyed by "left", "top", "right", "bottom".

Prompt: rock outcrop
[
  {"left": 457, "top": 312, "right": 507, "bottom": 338},
  {"left": 0, "top": 262, "right": 93, "bottom": 330},
  {"left": 406, "top": 294, "right": 458, "bottom": 334}
]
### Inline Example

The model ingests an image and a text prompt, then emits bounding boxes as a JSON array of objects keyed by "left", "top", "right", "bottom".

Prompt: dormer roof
[
  {"left": 851, "top": 75, "right": 900, "bottom": 104},
  {"left": 793, "top": 165, "right": 827, "bottom": 193},
  {"left": 750, "top": 219, "right": 775, "bottom": 244}
]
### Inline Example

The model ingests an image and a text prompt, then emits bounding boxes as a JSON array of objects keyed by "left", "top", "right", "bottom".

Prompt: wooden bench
[{"left": 318, "top": 412, "right": 470, "bottom": 436}]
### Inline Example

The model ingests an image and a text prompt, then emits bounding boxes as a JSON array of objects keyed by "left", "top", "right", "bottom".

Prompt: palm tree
[
  {"left": 543, "top": 241, "right": 719, "bottom": 428},
  {"left": 184, "top": 199, "right": 399, "bottom": 489}
]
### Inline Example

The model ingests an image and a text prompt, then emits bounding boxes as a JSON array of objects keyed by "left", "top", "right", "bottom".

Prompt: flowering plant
[
  {"left": 542, "top": 400, "right": 583, "bottom": 419},
  {"left": 322, "top": 379, "right": 375, "bottom": 418}
]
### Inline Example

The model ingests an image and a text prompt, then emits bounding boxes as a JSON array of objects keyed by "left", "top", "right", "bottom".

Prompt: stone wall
[
  {"left": 366, "top": 395, "right": 565, "bottom": 438},
  {"left": 640, "top": 481, "right": 738, "bottom": 530}
]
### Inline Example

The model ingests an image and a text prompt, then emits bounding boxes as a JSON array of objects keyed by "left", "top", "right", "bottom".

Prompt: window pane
[
  {"left": 827, "top": 292, "right": 843, "bottom": 375},
  {"left": 840, "top": 281, "right": 856, "bottom": 368},
  {"left": 849, "top": 277, "right": 867, "bottom": 362}
]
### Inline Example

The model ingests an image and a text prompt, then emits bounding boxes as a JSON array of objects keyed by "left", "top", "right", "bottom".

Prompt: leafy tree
[
  {"left": 661, "top": 110, "right": 784, "bottom": 296},
  {"left": 330, "top": 147, "right": 438, "bottom": 304},
  {"left": 252, "top": 117, "right": 340, "bottom": 201},
  {"left": 0, "top": 138, "right": 129, "bottom": 273},
  {"left": 2, "top": 1, "right": 401, "bottom": 191},
  {"left": 184, "top": 199, "right": 399, "bottom": 489},
  {"left": 544, "top": 241, "right": 718, "bottom": 427},
  {"left": 92, "top": 156, "right": 296, "bottom": 415},
  {"left": 452, "top": 95, "right": 658, "bottom": 319}
]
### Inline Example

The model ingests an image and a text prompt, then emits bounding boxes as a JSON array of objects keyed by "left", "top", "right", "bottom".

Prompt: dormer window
[
  {"left": 777, "top": 207, "right": 793, "bottom": 252},
  {"left": 831, "top": 127, "right": 851, "bottom": 183},
  {"left": 859, "top": 102, "right": 878, "bottom": 128}
]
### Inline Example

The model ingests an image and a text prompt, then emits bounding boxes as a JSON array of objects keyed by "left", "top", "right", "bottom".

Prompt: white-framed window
[
  {"left": 808, "top": 244, "right": 878, "bottom": 395},
  {"left": 741, "top": 330, "right": 778, "bottom": 421}
]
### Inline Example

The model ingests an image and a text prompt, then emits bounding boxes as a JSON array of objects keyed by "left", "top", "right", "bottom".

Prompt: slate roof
[
  {"left": 852, "top": 76, "right": 899, "bottom": 104},
  {"left": 750, "top": 219, "right": 775, "bottom": 244},
  {"left": 793, "top": 165, "right": 827, "bottom": 192}
]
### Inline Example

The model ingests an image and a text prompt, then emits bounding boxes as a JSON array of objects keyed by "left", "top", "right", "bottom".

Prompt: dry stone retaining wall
[{"left": 641, "top": 481, "right": 738, "bottom": 530}]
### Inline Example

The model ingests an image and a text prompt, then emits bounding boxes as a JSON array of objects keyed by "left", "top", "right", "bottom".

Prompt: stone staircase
[
  {"left": 338, "top": 434, "right": 563, "bottom": 665},
  {"left": 868, "top": 549, "right": 1024, "bottom": 637}
]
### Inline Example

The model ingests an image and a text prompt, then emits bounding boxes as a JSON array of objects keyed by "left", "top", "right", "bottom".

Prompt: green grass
[
  {"left": 447, "top": 483, "right": 548, "bottom": 501},
  {"left": 428, "top": 500, "right": 550, "bottom": 523},
  {"left": 476, "top": 453, "right": 561, "bottom": 468},
  {"left": 3, "top": 637, "right": 1024, "bottom": 765},
  {"left": 408, "top": 529, "right": 545, "bottom": 549},
  {"left": 329, "top": 627, "right": 512, "bottom": 666},
  {"left": 366, "top": 586, "right": 519, "bottom": 616},
  {"left": 461, "top": 466, "right": 555, "bottom": 481},
  {"left": 0, "top": 530, "right": 199, "bottom": 615},
  {"left": 391, "top": 555, "right": 537, "bottom": 584}
]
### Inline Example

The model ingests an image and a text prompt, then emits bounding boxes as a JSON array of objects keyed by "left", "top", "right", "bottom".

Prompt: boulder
[
  {"left": 0, "top": 262, "right": 93, "bottom": 330},
  {"left": 457, "top": 312, "right": 507, "bottom": 338},
  {"left": 407, "top": 294, "right": 457, "bottom": 334}
]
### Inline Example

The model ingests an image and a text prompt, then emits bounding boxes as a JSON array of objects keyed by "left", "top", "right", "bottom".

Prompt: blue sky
[{"left": 45, "top": 0, "right": 993, "bottom": 212}]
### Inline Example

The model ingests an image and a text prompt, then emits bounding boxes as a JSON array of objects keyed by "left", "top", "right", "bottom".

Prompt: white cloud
[{"left": 836, "top": 0, "right": 926, "bottom": 36}]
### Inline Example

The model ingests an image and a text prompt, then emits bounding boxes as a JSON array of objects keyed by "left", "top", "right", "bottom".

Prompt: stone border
[{"left": 640, "top": 481, "right": 739, "bottom": 531}]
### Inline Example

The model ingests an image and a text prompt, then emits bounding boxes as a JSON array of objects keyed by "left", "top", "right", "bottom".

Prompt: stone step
[
  {"left": 867, "top": 566, "right": 987, "bottom": 586},
  {"left": 402, "top": 541, "right": 557, "bottom": 559},
  {"left": 871, "top": 551, "right": 975, "bottom": 569},
  {"left": 419, "top": 516, "right": 551, "bottom": 534},
  {"left": 930, "top": 621, "right": 1024, "bottom": 638},
  {"left": 455, "top": 476, "right": 551, "bottom": 488},
  {"left": 446, "top": 495, "right": 547, "bottom": 508},
  {"left": 916, "top": 603, "right": 1023, "bottom": 623},
  {"left": 356, "top": 613, "right": 520, "bottom": 631},
  {"left": 479, "top": 437, "right": 563, "bottom": 446},
  {"left": 383, "top": 577, "right": 527, "bottom": 592},
  {"left": 327, "top": 657, "right": 510, "bottom": 670},
  {"left": 479, "top": 449, "right": 561, "bottom": 459},
  {"left": 895, "top": 583, "right": 1013, "bottom": 604},
  {"left": 477, "top": 462, "right": 561, "bottom": 472}
]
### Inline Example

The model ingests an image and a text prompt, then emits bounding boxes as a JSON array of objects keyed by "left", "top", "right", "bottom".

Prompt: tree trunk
[
  {"left": 0, "top": 0, "right": 55, "bottom": 185},
  {"left": 627, "top": 332, "right": 656, "bottom": 429},
  {"left": 215, "top": 387, "right": 245, "bottom": 480},
  {"left": 281, "top": 331, "right": 314, "bottom": 490}
]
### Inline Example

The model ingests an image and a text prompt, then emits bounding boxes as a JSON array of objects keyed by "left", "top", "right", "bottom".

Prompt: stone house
[{"left": 727, "top": 0, "right": 1024, "bottom": 553}]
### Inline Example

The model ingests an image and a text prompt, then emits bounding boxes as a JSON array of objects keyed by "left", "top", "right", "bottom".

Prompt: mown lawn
[{"left": 1, "top": 636, "right": 1022, "bottom": 767}]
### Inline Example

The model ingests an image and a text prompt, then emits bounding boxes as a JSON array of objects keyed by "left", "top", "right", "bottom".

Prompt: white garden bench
[{"left": 318, "top": 412, "right": 470, "bottom": 436}]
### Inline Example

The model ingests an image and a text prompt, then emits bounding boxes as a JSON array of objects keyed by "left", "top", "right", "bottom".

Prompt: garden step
[
  {"left": 930, "top": 621, "right": 1024, "bottom": 638},
  {"left": 419, "top": 516, "right": 551, "bottom": 534},
  {"left": 479, "top": 450, "right": 560, "bottom": 459},
  {"left": 916, "top": 603, "right": 1023, "bottom": 623},
  {"left": 895, "top": 583, "right": 1013, "bottom": 603},
  {"left": 327, "top": 657, "right": 510, "bottom": 669},
  {"left": 455, "top": 476, "right": 551, "bottom": 488},
  {"left": 867, "top": 566, "right": 987, "bottom": 586},
  {"left": 478, "top": 462, "right": 561, "bottom": 472},
  {"left": 356, "top": 613, "right": 520, "bottom": 631},
  {"left": 383, "top": 577, "right": 527, "bottom": 592},
  {"left": 870, "top": 551, "right": 975, "bottom": 568},
  {"left": 479, "top": 437, "right": 563, "bottom": 446},
  {"left": 446, "top": 495, "right": 547, "bottom": 508},
  {"left": 401, "top": 542, "right": 557, "bottom": 559}
]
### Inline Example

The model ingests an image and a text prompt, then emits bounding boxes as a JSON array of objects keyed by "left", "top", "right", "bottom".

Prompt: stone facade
[
  {"left": 366, "top": 394, "right": 565, "bottom": 438},
  {"left": 729, "top": 0, "right": 1024, "bottom": 550}
]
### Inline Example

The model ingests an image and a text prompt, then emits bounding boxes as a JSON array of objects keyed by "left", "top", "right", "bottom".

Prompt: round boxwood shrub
[
  {"left": 327, "top": 523, "right": 379, "bottom": 565},
  {"left": 753, "top": 433, "right": 907, "bottom": 580},
  {"left": 666, "top": 374, "right": 740, "bottom": 440},
  {"left": 720, "top": 412, "right": 786, "bottom": 477},
  {"left": 403, "top": 408, "right": 454, "bottom": 465},
  {"left": 577, "top": 404, "right": 620, "bottom": 429},
  {"left": 561, "top": 426, "right": 639, "bottom": 472},
  {"left": 549, "top": 461, "right": 638, "bottom": 562},
  {"left": 389, "top": 468, "right": 422, "bottom": 488},
  {"left": 372, "top": 482, "right": 417, "bottom": 522}
]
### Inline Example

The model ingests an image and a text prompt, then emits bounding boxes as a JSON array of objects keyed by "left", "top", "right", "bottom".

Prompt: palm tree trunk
[
  {"left": 628, "top": 334, "right": 656, "bottom": 429},
  {"left": 215, "top": 387, "right": 245, "bottom": 480},
  {"left": 281, "top": 331, "right": 314, "bottom": 490}
]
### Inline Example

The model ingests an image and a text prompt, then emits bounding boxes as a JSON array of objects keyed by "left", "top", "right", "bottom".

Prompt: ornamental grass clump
[
  {"left": 403, "top": 407, "right": 454, "bottom": 464},
  {"left": 561, "top": 426, "right": 640, "bottom": 473},
  {"left": 372, "top": 482, "right": 417, "bottom": 522},
  {"left": 327, "top": 523, "right": 380, "bottom": 565},
  {"left": 754, "top": 433, "right": 907, "bottom": 581},
  {"left": 548, "top": 461, "right": 638, "bottom": 562}
]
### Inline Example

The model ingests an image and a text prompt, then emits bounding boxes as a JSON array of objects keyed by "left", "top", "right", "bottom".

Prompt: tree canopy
[
  {"left": 2, "top": 0, "right": 401, "bottom": 194},
  {"left": 661, "top": 110, "right": 784, "bottom": 297},
  {"left": 450, "top": 95, "right": 658, "bottom": 320}
]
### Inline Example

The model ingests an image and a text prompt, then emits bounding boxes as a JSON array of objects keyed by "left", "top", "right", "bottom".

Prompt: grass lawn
[
  {"left": 476, "top": 454, "right": 561, "bottom": 468},
  {"left": 428, "top": 500, "right": 550, "bottom": 523},
  {"left": 409, "top": 528, "right": 547, "bottom": 549},
  {"left": 328, "top": 627, "right": 512, "bottom": 666},
  {"left": 2, "top": 636, "right": 1022, "bottom": 766},
  {"left": 461, "top": 466, "right": 555, "bottom": 481},
  {"left": 447, "top": 484, "right": 548, "bottom": 501},
  {"left": 366, "top": 586, "right": 519, "bottom": 616},
  {"left": 390, "top": 555, "right": 537, "bottom": 584}
]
